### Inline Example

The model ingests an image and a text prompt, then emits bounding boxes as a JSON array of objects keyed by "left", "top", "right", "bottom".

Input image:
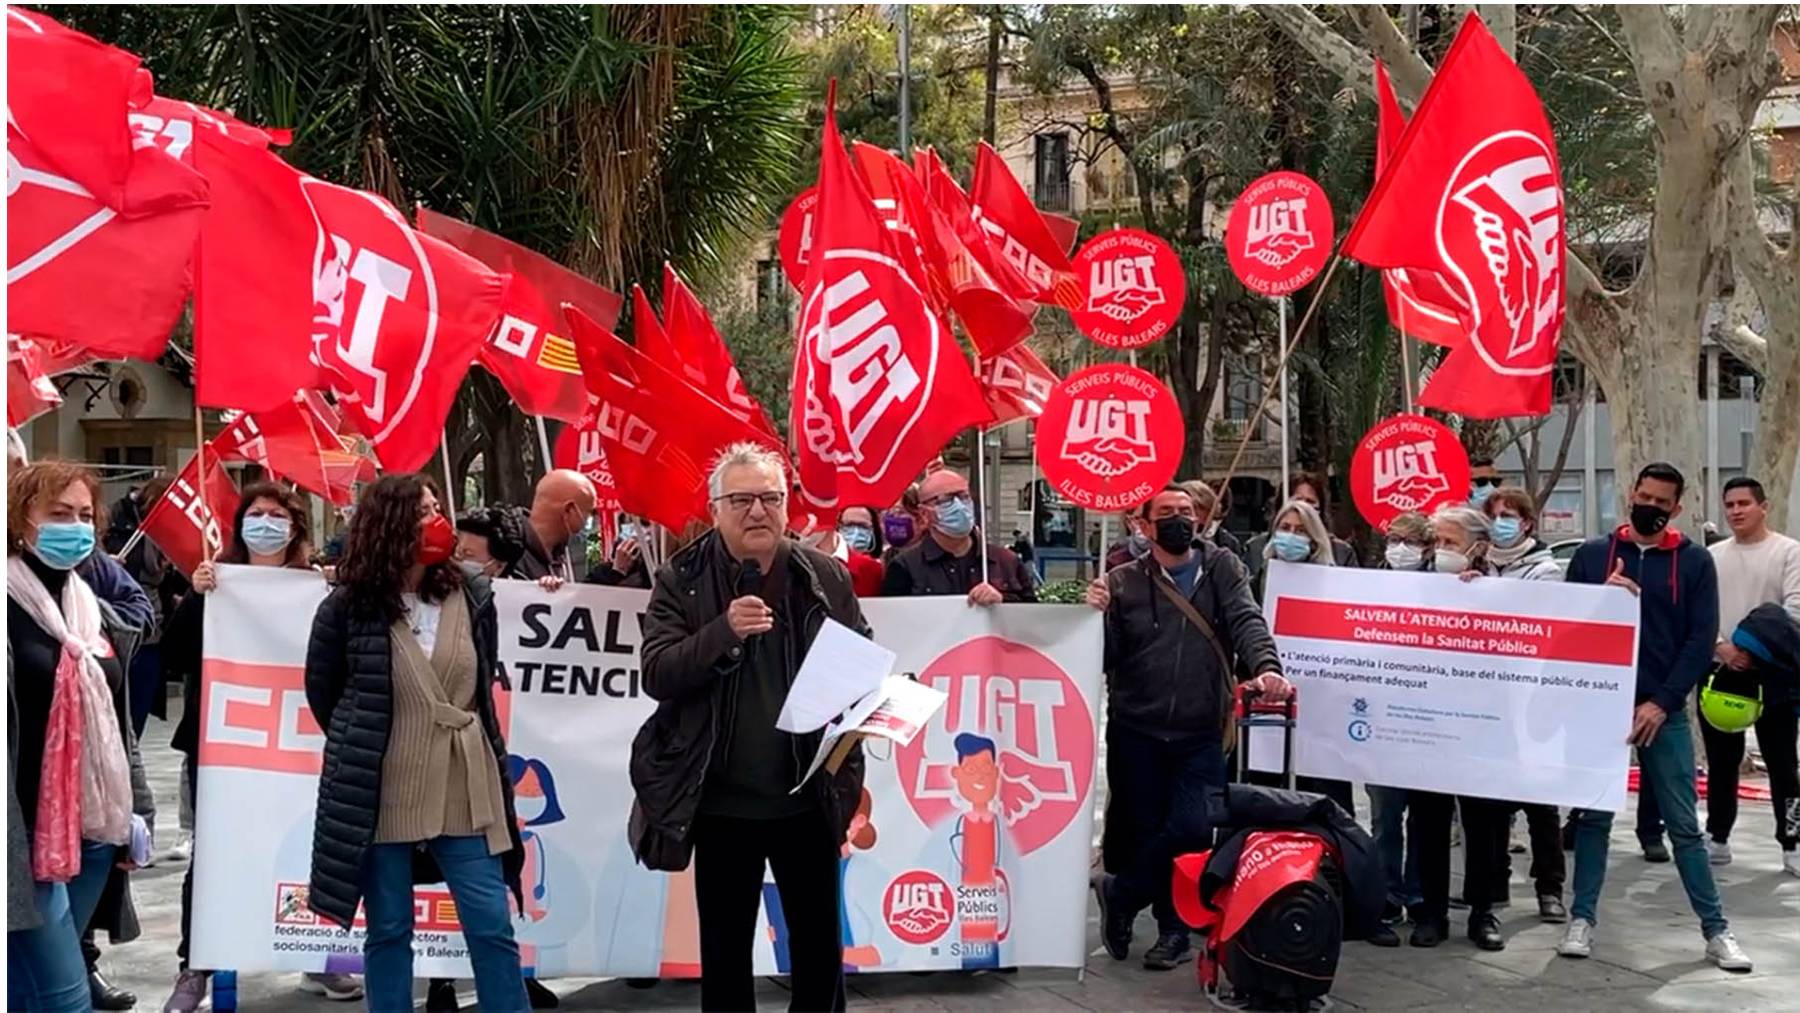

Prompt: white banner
[
  {"left": 191, "top": 567, "right": 1102, "bottom": 977},
  {"left": 1251, "top": 561, "right": 1640, "bottom": 811}
]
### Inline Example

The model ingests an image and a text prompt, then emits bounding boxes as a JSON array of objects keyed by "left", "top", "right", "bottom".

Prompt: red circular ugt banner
[
  {"left": 777, "top": 186, "right": 819, "bottom": 289},
  {"left": 1069, "top": 228, "right": 1185, "bottom": 349},
  {"left": 1348, "top": 413, "right": 1470, "bottom": 532},
  {"left": 1225, "top": 171, "right": 1333, "bottom": 297},
  {"left": 1035, "top": 364, "right": 1183, "bottom": 512}
]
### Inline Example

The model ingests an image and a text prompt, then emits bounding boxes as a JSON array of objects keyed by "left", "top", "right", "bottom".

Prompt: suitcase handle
[{"left": 1234, "top": 683, "right": 1298, "bottom": 789}]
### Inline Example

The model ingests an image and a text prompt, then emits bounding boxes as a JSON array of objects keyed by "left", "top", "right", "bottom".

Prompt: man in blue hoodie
[{"left": 1555, "top": 463, "right": 1751, "bottom": 971}]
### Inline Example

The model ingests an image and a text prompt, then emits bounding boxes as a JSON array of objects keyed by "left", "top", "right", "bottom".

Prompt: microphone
[{"left": 737, "top": 559, "right": 764, "bottom": 597}]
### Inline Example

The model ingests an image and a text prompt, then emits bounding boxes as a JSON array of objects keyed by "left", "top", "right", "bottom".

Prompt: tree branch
[
  {"left": 1261, "top": 6, "right": 1375, "bottom": 101},
  {"left": 1345, "top": 6, "right": 1435, "bottom": 104}
]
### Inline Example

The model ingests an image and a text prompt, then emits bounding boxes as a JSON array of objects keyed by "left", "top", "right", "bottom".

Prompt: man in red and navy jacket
[{"left": 1557, "top": 462, "right": 1751, "bottom": 972}]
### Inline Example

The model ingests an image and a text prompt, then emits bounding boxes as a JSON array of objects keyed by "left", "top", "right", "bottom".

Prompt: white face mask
[
  {"left": 1433, "top": 549, "right": 1471, "bottom": 573},
  {"left": 516, "top": 794, "right": 548, "bottom": 825},
  {"left": 1385, "top": 543, "right": 1425, "bottom": 571}
]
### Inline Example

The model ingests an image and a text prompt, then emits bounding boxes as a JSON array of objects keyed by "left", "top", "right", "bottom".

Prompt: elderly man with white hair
[{"left": 631, "top": 443, "right": 871, "bottom": 1012}]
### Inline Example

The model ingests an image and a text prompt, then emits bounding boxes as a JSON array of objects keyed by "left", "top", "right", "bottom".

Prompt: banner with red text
[
  {"left": 1252, "top": 561, "right": 1638, "bottom": 811},
  {"left": 192, "top": 571, "right": 1101, "bottom": 976}
]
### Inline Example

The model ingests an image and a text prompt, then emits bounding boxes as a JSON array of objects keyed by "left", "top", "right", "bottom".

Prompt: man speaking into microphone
[{"left": 632, "top": 442, "right": 871, "bottom": 1012}]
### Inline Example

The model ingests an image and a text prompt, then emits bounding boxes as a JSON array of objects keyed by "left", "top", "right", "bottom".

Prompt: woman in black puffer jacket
[{"left": 304, "top": 474, "right": 526, "bottom": 1013}]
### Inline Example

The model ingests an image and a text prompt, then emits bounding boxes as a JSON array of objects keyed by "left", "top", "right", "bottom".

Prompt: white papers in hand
[{"left": 774, "top": 618, "right": 895, "bottom": 734}]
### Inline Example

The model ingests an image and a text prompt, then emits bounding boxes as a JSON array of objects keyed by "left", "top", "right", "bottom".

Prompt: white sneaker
[
  {"left": 1783, "top": 849, "right": 1799, "bottom": 877},
  {"left": 1556, "top": 918, "right": 1594, "bottom": 958},
  {"left": 167, "top": 832, "right": 193, "bottom": 864},
  {"left": 1705, "top": 839, "right": 1733, "bottom": 865},
  {"left": 1705, "top": 931, "right": 1753, "bottom": 972}
]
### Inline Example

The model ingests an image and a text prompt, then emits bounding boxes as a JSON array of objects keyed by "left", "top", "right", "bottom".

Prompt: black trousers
[
  {"left": 1460, "top": 797, "right": 1565, "bottom": 905},
  {"left": 1699, "top": 703, "right": 1800, "bottom": 850},
  {"left": 693, "top": 809, "right": 844, "bottom": 1013},
  {"left": 1407, "top": 791, "right": 1457, "bottom": 926},
  {"left": 1105, "top": 724, "right": 1226, "bottom": 935}
]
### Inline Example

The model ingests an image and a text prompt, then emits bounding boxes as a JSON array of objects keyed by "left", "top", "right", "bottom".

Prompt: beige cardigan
[{"left": 374, "top": 591, "right": 510, "bottom": 855}]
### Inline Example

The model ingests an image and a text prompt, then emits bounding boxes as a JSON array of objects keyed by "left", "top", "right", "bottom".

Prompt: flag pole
[
  {"left": 976, "top": 425, "right": 991, "bottom": 587},
  {"left": 193, "top": 406, "right": 213, "bottom": 564},
  {"left": 439, "top": 436, "right": 458, "bottom": 517},
  {"left": 1221, "top": 252, "right": 1345, "bottom": 487},
  {"left": 1277, "top": 296, "right": 1290, "bottom": 498},
  {"left": 534, "top": 416, "right": 554, "bottom": 475},
  {"left": 1396, "top": 291, "right": 1416, "bottom": 413}
]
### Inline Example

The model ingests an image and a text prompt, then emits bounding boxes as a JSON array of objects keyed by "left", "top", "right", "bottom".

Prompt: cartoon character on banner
[
  {"left": 917, "top": 733, "right": 1017, "bottom": 969},
  {"left": 508, "top": 755, "right": 590, "bottom": 977},
  {"left": 763, "top": 788, "right": 894, "bottom": 974}
]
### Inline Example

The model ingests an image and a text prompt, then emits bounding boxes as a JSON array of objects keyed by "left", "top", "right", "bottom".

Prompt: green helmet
[{"left": 1699, "top": 672, "right": 1762, "bottom": 733}]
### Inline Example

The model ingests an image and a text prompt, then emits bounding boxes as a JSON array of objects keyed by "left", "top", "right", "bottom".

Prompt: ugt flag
[{"left": 1344, "top": 13, "right": 1565, "bottom": 419}]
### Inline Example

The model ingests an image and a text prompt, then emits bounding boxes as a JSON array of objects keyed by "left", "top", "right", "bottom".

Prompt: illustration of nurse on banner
[{"left": 509, "top": 755, "right": 590, "bottom": 976}]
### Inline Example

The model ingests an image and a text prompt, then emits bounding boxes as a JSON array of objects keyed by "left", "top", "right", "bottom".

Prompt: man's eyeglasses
[
  {"left": 715, "top": 491, "right": 787, "bottom": 512},
  {"left": 922, "top": 491, "right": 972, "bottom": 508}
]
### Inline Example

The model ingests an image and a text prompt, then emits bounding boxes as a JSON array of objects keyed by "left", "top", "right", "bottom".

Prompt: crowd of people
[{"left": 7, "top": 432, "right": 1798, "bottom": 1011}]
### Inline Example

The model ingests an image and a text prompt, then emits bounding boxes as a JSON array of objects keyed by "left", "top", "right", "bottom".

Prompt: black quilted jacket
[{"left": 302, "top": 576, "right": 523, "bottom": 929}]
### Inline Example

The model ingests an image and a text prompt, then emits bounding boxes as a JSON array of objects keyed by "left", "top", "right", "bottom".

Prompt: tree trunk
[{"left": 981, "top": 9, "right": 1001, "bottom": 145}]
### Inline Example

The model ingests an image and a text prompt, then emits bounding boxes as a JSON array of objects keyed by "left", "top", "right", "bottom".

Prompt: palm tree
[{"left": 47, "top": 4, "right": 808, "bottom": 504}]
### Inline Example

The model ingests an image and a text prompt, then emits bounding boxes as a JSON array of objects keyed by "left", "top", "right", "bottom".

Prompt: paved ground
[{"left": 102, "top": 709, "right": 1800, "bottom": 1011}]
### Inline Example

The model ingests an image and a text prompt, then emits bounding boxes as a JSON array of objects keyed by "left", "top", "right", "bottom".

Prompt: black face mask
[
  {"left": 1630, "top": 502, "right": 1672, "bottom": 538},
  {"left": 1153, "top": 515, "right": 1197, "bottom": 555}
]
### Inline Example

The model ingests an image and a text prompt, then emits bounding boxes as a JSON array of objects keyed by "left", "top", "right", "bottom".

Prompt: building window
[
  {"left": 100, "top": 445, "right": 154, "bottom": 468},
  {"left": 1033, "top": 133, "right": 1071, "bottom": 212}
]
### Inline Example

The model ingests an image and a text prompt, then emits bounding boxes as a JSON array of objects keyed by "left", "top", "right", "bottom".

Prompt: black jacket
[
  {"left": 1203, "top": 783, "right": 1384, "bottom": 942},
  {"left": 1103, "top": 545, "right": 1281, "bottom": 742},
  {"left": 631, "top": 531, "right": 869, "bottom": 871},
  {"left": 880, "top": 534, "right": 1036, "bottom": 601},
  {"left": 303, "top": 577, "right": 523, "bottom": 929},
  {"left": 1733, "top": 602, "right": 1800, "bottom": 706}
]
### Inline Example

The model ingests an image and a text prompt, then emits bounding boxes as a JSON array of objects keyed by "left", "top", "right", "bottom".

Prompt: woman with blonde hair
[{"left": 1250, "top": 497, "right": 1355, "bottom": 820}]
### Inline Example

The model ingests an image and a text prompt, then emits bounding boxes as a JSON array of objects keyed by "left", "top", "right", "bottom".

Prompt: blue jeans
[
  {"left": 1570, "top": 709, "right": 1726, "bottom": 939},
  {"left": 362, "top": 836, "right": 526, "bottom": 1013},
  {"left": 8, "top": 840, "right": 118, "bottom": 1012},
  {"left": 1366, "top": 785, "right": 1421, "bottom": 909}
]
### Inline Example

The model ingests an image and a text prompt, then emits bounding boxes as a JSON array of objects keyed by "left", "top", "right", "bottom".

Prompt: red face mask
[{"left": 417, "top": 513, "right": 456, "bottom": 566}]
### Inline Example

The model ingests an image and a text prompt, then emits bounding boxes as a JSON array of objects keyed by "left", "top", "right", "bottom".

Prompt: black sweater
[{"left": 7, "top": 554, "right": 130, "bottom": 831}]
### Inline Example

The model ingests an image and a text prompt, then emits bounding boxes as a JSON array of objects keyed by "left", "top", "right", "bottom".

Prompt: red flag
[
  {"left": 551, "top": 421, "right": 623, "bottom": 516},
  {"left": 6, "top": 8, "right": 166, "bottom": 214},
  {"left": 1345, "top": 14, "right": 1565, "bottom": 418},
  {"left": 969, "top": 142, "right": 1082, "bottom": 309},
  {"left": 190, "top": 130, "right": 320, "bottom": 410},
  {"left": 6, "top": 12, "right": 210, "bottom": 359},
  {"left": 977, "top": 343, "right": 1059, "bottom": 426},
  {"left": 7, "top": 334, "right": 63, "bottom": 426},
  {"left": 139, "top": 445, "right": 241, "bottom": 578},
  {"left": 129, "top": 82, "right": 292, "bottom": 159},
  {"left": 214, "top": 392, "right": 375, "bottom": 506},
  {"left": 854, "top": 143, "right": 1035, "bottom": 358},
  {"left": 791, "top": 85, "right": 994, "bottom": 512},
  {"left": 1374, "top": 62, "right": 1470, "bottom": 350},
  {"left": 660, "top": 264, "right": 777, "bottom": 434},
  {"left": 567, "top": 307, "right": 781, "bottom": 531},
  {"left": 416, "top": 208, "right": 620, "bottom": 423},
  {"left": 193, "top": 132, "right": 505, "bottom": 465}
]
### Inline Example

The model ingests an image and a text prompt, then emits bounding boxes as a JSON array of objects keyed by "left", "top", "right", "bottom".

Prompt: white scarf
[{"left": 7, "top": 555, "right": 134, "bottom": 847}]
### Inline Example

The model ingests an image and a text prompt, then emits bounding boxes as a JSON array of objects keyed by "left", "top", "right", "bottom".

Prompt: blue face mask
[
  {"left": 1271, "top": 530, "right": 1313, "bottom": 562},
  {"left": 32, "top": 520, "right": 95, "bottom": 570},
  {"left": 932, "top": 496, "right": 976, "bottom": 538},
  {"left": 839, "top": 524, "right": 874, "bottom": 554},
  {"left": 1470, "top": 483, "right": 1496, "bottom": 506},
  {"left": 241, "top": 515, "right": 293, "bottom": 557},
  {"left": 1490, "top": 516, "right": 1523, "bottom": 548}
]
